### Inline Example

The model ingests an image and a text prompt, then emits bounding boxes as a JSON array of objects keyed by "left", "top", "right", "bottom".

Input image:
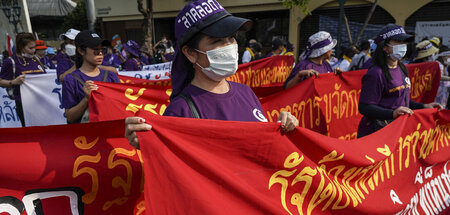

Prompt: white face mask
[
  {"left": 65, "top": 44, "right": 76, "bottom": 57},
  {"left": 445, "top": 57, "right": 450, "bottom": 65},
  {"left": 21, "top": 53, "right": 34, "bottom": 58},
  {"left": 195, "top": 43, "right": 238, "bottom": 82},
  {"left": 389, "top": 44, "right": 407, "bottom": 61}
]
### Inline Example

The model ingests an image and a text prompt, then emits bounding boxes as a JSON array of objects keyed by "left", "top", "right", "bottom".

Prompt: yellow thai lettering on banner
[
  {"left": 103, "top": 148, "right": 136, "bottom": 211},
  {"left": 125, "top": 88, "right": 146, "bottom": 101},
  {"left": 73, "top": 152, "right": 101, "bottom": 204},
  {"left": 266, "top": 88, "right": 360, "bottom": 131},
  {"left": 269, "top": 152, "right": 304, "bottom": 215},
  {"left": 74, "top": 136, "right": 99, "bottom": 150},
  {"left": 410, "top": 68, "right": 434, "bottom": 99},
  {"left": 126, "top": 103, "right": 143, "bottom": 114}
]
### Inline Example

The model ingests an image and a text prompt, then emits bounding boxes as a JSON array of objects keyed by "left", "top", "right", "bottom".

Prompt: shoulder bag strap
[
  {"left": 178, "top": 93, "right": 201, "bottom": 119},
  {"left": 70, "top": 73, "right": 85, "bottom": 85},
  {"left": 102, "top": 70, "right": 110, "bottom": 82}
]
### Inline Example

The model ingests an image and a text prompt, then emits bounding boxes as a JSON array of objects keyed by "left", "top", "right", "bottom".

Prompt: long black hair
[
  {"left": 169, "top": 33, "right": 205, "bottom": 100},
  {"left": 371, "top": 39, "right": 408, "bottom": 81},
  {"left": 75, "top": 46, "right": 86, "bottom": 68}
]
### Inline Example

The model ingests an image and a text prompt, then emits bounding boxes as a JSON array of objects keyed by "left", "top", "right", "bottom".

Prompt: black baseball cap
[{"left": 75, "top": 30, "right": 105, "bottom": 48}]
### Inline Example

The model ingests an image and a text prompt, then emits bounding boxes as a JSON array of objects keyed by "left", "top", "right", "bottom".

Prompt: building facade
[{"left": 95, "top": 0, "right": 450, "bottom": 58}]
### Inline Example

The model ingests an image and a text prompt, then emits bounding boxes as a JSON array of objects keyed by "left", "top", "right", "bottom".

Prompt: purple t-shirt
[
  {"left": 358, "top": 65, "right": 411, "bottom": 136},
  {"left": 283, "top": 59, "right": 333, "bottom": 88},
  {"left": 0, "top": 55, "right": 46, "bottom": 101},
  {"left": 102, "top": 54, "right": 121, "bottom": 67},
  {"left": 164, "top": 81, "right": 268, "bottom": 122},
  {"left": 40, "top": 56, "right": 56, "bottom": 69},
  {"left": 56, "top": 54, "right": 75, "bottom": 79},
  {"left": 164, "top": 53, "right": 174, "bottom": 62},
  {"left": 122, "top": 58, "right": 142, "bottom": 71},
  {"left": 62, "top": 69, "right": 120, "bottom": 122}
]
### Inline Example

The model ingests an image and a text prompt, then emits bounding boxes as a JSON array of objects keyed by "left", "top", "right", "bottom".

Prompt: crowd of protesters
[{"left": 0, "top": 0, "right": 448, "bottom": 139}]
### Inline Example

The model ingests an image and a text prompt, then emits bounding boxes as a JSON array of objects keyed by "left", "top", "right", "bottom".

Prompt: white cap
[{"left": 59, "top": 28, "right": 80, "bottom": 41}]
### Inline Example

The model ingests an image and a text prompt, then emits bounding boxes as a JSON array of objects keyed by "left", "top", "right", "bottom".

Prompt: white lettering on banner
[
  {"left": 121, "top": 62, "right": 172, "bottom": 81},
  {"left": 22, "top": 189, "right": 83, "bottom": 215},
  {"left": 395, "top": 162, "right": 450, "bottom": 215},
  {"left": 391, "top": 190, "right": 404, "bottom": 205}
]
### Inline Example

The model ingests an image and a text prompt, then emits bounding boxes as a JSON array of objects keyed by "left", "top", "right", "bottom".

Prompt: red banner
[
  {"left": 138, "top": 109, "right": 450, "bottom": 215},
  {"left": 227, "top": 55, "right": 295, "bottom": 87},
  {"left": 408, "top": 62, "right": 441, "bottom": 103},
  {"left": 0, "top": 120, "right": 145, "bottom": 214},
  {"left": 0, "top": 111, "right": 447, "bottom": 214},
  {"left": 91, "top": 62, "right": 441, "bottom": 139}
]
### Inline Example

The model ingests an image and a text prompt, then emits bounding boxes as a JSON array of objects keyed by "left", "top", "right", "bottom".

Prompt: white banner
[
  {"left": 20, "top": 73, "right": 66, "bottom": 127},
  {"left": 119, "top": 62, "right": 172, "bottom": 81},
  {"left": 0, "top": 88, "right": 22, "bottom": 128},
  {"left": 1, "top": 62, "right": 173, "bottom": 127},
  {"left": 415, "top": 21, "right": 450, "bottom": 47}
]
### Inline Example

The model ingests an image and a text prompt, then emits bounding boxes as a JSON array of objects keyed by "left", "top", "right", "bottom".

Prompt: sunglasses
[{"left": 89, "top": 47, "right": 108, "bottom": 55}]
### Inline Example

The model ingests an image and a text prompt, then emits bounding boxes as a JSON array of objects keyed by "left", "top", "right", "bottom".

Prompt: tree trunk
[
  {"left": 344, "top": 13, "right": 353, "bottom": 45},
  {"left": 137, "top": 0, "right": 154, "bottom": 56},
  {"left": 353, "top": 0, "right": 378, "bottom": 46}
]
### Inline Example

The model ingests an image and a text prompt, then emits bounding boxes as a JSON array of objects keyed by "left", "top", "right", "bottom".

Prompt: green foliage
[
  {"left": 279, "top": 0, "right": 311, "bottom": 15},
  {"left": 62, "top": 1, "right": 88, "bottom": 32},
  {"left": 62, "top": 1, "right": 101, "bottom": 35}
]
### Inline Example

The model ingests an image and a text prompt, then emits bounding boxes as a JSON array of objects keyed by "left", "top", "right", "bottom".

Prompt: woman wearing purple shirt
[
  {"left": 0, "top": 32, "right": 46, "bottom": 127},
  {"left": 122, "top": 40, "right": 143, "bottom": 71},
  {"left": 62, "top": 30, "right": 120, "bottom": 123},
  {"left": 357, "top": 24, "right": 442, "bottom": 138},
  {"left": 125, "top": 0, "right": 299, "bottom": 148},
  {"left": 284, "top": 31, "right": 343, "bottom": 90}
]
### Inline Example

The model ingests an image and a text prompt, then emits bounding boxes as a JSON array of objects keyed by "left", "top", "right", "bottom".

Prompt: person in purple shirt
[
  {"left": 62, "top": 30, "right": 120, "bottom": 124},
  {"left": 124, "top": 0, "right": 299, "bottom": 148},
  {"left": 43, "top": 47, "right": 57, "bottom": 69},
  {"left": 122, "top": 40, "right": 143, "bottom": 71},
  {"left": 357, "top": 24, "right": 443, "bottom": 138},
  {"left": 266, "top": 38, "right": 285, "bottom": 58},
  {"left": 284, "top": 31, "right": 343, "bottom": 89},
  {"left": 57, "top": 29, "right": 80, "bottom": 83},
  {"left": 101, "top": 42, "right": 121, "bottom": 68},
  {"left": 0, "top": 32, "right": 46, "bottom": 127}
]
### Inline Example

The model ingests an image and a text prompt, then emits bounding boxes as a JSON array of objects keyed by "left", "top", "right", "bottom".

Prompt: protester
[
  {"left": 349, "top": 40, "right": 371, "bottom": 71},
  {"left": 430, "top": 36, "right": 441, "bottom": 49},
  {"left": 357, "top": 24, "right": 442, "bottom": 138},
  {"left": 122, "top": 40, "right": 143, "bottom": 71},
  {"left": 0, "top": 32, "right": 46, "bottom": 127},
  {"left": 434, "top": 46, "right": 450, "bottom": 108},
  {"left": 163, "top": 40, "right": 175, "bottom": 62},
  {"left": 62, "top": 30, "right": 120, "bottom": 124},
  {"left": 45, "top": 47, "right": 57, "bottom": 69},
  {"left": 413, "top": 40, "right": 439, "bottom": 63},
  {"left": 283, "top": 42, "right": 294, "bottom": 56},
  {"left": 153, "top": 43, "right": 166, "bottom": 64},
  {"left": 241, "top": 39, "right": 257, "bottom": 64},
  {"left": 266, "top": 38, "right": 285, "bottom": 57},
  {"left": 284, "top": 31, "right": 343, "bottom": 90},
  {"left": 333, "top": 47, "right": 355, "bottom": 71},
  {"left": 57, "top": 28, "right": 80, "bottom": 82},
  {"left": 124, "top": 0, "right": 299, "bottom": 148},
  {"left": 139, "top": 46, "right": 150, "bottom": 65},
  {"left": 101, "top": 40, "right": 121, "bottom": 68},
  {"left": 1, "top": 50, "right": 9, "bottom": 67},
  {"left": 35, "top": 40, "right": 54, "bottom": 70}
]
